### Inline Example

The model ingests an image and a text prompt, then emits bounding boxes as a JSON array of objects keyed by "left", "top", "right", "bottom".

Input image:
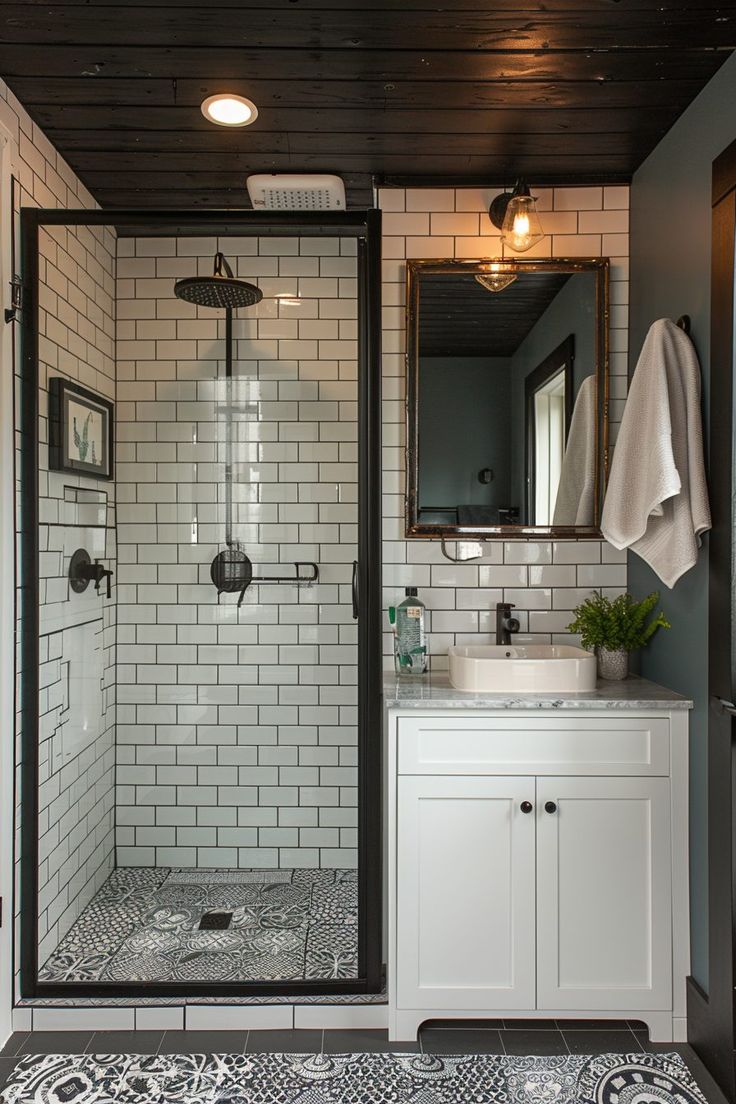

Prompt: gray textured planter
[{"left": 597, "top": 647, "right": 629, "bottom": 680}]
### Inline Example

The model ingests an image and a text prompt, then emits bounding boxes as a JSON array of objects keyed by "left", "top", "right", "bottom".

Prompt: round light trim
[{"left": 201, "top": 93, "right": 258, "bottom": 128}]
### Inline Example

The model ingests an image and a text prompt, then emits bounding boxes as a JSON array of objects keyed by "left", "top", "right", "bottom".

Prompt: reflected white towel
[
  {"left": 601, "top": 318, "right": 711, "bottom": 588},
  {"left": 552, "top": 374, "right": 597, "bottom": 526}
]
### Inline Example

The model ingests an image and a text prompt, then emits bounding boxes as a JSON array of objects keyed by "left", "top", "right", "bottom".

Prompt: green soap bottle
[{"left": 391, "top": 587, "right": 427, "bottom": 677}]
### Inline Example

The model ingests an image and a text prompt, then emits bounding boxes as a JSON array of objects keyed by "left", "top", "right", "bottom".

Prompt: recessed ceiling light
[{"left": 201, "top": 93, "right": 258, "bottom": 128}]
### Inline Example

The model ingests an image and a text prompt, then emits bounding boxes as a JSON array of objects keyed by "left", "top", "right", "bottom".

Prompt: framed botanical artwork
[{"left": 48, "top": 377, "right": 114, "bottom": 481}]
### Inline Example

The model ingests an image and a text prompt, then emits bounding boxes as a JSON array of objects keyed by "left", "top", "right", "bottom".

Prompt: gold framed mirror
[{"left": 405, "top": 257, "right": 610, "bottom": 539}]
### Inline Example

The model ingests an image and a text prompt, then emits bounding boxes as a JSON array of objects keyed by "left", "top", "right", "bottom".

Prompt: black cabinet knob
[
  {"left": 545, "top": 801, "right": 557, "bottom": 814},
  {"left": 520, "top": 801, "right": 533, "bottom": 814}
]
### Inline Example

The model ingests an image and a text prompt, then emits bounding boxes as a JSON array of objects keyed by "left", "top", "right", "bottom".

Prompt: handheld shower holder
[{"left": 210, "top": 548, "right": 319, "bottom": 608}]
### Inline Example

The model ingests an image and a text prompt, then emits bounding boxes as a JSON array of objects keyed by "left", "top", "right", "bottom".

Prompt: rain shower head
[{"left": 174, "top": 251, "right": 263, "bottom": 310}]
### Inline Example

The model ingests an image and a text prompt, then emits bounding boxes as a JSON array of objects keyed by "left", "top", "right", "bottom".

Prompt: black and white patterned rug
[
  {"left": 0, "top": 1051, "right": 708, "bottom": 1104},
  {"left": 39, "top": 868, "right": 358, "bottom": 983}
]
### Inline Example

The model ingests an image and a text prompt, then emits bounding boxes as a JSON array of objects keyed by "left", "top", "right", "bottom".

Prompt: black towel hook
[{"left": 675, "top": 314, "right": 691, "bottom": 335}]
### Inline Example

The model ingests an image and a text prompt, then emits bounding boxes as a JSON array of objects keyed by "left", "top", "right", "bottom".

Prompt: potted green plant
[{"left": 567, "top": 591, "right": 670, "bottom": 680}]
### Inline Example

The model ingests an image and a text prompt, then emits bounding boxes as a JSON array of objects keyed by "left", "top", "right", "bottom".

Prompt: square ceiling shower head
[{"left": 246, "top": 173, "right": 346, "bottom": 210}]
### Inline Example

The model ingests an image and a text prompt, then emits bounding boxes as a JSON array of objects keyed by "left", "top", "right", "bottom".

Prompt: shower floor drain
[{"left": 199, "top": 911, "right": 233, "bottom": 931}]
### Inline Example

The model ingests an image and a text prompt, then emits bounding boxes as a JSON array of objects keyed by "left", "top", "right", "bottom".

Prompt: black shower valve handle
[
  {"left": 69, "top": 549, "right": 113, "bottom": 598},
  {"left": 94, "top": 558, "right": 114, "bottom": 599}
]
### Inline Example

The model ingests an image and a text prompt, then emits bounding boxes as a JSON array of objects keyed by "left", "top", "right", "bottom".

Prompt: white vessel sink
[{"left": 448, "top": 644, "right": 597, "bottom": 694}]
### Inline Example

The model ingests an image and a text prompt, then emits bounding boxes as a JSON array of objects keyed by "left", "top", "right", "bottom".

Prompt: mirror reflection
[{"left": 407, "top": 260, "right": 608, "bottom": 536}]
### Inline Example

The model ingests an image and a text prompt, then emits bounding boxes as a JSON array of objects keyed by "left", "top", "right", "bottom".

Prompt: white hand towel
[
  {"left": 601, "top": 318, "right": 711, "bottom": 588},
  {"left": 552, "top": 373, "right": 597, "bottom": 526}
]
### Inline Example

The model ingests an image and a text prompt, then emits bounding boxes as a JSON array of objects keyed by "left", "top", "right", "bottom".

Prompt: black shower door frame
[{"left": 18, "top": 207, "right": 383, "bottom": 999}]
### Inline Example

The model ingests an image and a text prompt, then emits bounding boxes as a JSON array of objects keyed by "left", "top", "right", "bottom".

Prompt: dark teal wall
[
  {"left": 628, "top": 50, "right": 736, "bottom": 990},
  {"left": 418, "top": 356, "right": 512, "bottom": 509}
]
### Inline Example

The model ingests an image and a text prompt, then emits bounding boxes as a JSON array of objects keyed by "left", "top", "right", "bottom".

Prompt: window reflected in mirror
[{"left": 406, "top": 259, "right": 609, "bottom": 538}]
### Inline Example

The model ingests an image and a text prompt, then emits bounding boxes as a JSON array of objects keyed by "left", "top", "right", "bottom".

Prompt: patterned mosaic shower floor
[
  {"left": 39, "top": 868, "right": 358, "bottom": 983},
  {"left": 0, "top": 1052, "right": 708, "bottom": 1104}
]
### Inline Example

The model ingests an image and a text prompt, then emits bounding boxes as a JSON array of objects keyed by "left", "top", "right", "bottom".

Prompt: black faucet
[{"left": 496, "top": 602, "right": 520, "bottom": 646}]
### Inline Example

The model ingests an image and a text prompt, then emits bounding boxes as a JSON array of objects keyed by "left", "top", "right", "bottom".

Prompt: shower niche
[{"left": 18, "top": 209, "right": 382, "bottom": 997}]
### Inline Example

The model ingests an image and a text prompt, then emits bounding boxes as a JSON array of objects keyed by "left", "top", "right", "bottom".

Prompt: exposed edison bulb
[
  {"left": 513, "top": 211, "right": 530, "bottom": 237},
  {"left": 501, "top": 193, "right": 544, "bottom": 253}
]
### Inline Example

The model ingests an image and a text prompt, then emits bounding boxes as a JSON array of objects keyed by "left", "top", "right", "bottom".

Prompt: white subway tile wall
[
  {"left": 378, "top": 186, "right": 629, "bottom": 669},
  {"left": 1, "top": 78, "right": 118, "bottom": 969},
  {"left": 114, "top": 235, "right": 359, "bottom": 870}
]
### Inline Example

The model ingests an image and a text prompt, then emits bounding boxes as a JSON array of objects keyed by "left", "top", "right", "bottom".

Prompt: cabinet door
[
  {"left": 396, "top": 775, "right": 536, "bottom": 1009},
  {"left": 536, "top": 776, "right": 672, "bottom": 1010}
]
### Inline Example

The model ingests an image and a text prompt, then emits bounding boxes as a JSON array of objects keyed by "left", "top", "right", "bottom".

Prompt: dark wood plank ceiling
[
  {"left": 0, "top": 1, "right": 735, "bottom": 209},
  {"left": 418, "top": 272, "right": 572, "bottom": 358}
]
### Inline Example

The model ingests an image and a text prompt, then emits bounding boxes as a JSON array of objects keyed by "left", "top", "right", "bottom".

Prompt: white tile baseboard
[
  {"left": 32, "top": 1007, "right": 136, "bottom": 1031},
  {"left": 184, "top": 1004, "right": 294, "bottom": 1030},
  {"left": 135, "top": 1006, "right": 185, "bottom": 1030}
]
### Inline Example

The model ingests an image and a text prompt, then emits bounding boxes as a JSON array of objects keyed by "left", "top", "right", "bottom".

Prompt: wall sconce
[{"left": 488, "top": 179, "right": 545, "bottom": 253}]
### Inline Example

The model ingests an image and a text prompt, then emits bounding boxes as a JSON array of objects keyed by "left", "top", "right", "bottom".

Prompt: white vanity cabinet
[
  {"left": 397, "top": 774, "right": 537, "bottom": 1011},
  {"left": 385, "top": 691, "right": 690, "bottom": 1043}
]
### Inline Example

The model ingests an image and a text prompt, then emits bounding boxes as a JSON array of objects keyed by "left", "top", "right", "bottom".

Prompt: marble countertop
[{"left": 383, "top": 672, "right": 692, "bottom": 710}]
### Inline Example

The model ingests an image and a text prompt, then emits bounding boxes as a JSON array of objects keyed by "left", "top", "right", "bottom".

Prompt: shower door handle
[{"left": 351, "top": 560, "right": 359, "bottom": 620}]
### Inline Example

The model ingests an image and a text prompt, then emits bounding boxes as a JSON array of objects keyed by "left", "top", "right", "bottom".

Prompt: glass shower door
[{"left": 24, "top": 211, "right": 381, "bottom": 996}]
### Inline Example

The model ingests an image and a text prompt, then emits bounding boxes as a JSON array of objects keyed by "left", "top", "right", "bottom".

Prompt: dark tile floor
[{"left": 0, "top": 1021, "right": 727, "bottom": 1103}]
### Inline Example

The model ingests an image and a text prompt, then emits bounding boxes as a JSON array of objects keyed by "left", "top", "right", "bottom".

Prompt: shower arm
[{"left": 215, "top": 252, "right": 235, "bottom": 279}]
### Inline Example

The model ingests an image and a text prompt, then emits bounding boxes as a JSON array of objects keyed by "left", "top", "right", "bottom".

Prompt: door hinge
[{"left": 5, "top": 275, "right": 22, "bottom": 324}]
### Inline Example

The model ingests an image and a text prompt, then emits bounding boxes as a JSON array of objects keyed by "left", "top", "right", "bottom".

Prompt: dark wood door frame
[{"left": 686, "top": 140, "right": 736, "bottom": 1100}]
